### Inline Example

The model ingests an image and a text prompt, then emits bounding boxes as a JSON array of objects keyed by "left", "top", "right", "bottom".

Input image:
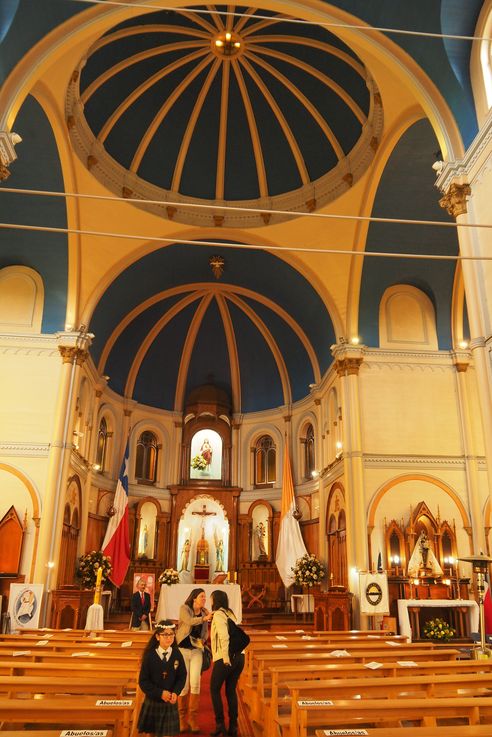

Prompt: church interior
[{"left": 1, "top": 0, "right": 492, "bottom": 642}]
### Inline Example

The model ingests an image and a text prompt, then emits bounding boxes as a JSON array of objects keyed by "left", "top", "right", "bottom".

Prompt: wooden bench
[
  {"left": 287, "top": 673, "right": 492, "bottom": 737},
  {"left": 261, "top": 658, "right": 492, "bottom": 732},
  {"left": 241, "top": 647, "right": 461, "bottom": 707},
  {"left": 290, "top": 697, "right": 492, "bottom": 737},
  {"left": 0, "top": 659, "right": 138, "bottom": 682},
  {"left": 0, "top": 696, "right": 134, "bottom": 737},
  {"left": 315, "top": 726, "right": 492, "bottom": 737},
  {"left": 0, "top": 674, "right": 134, "bottom": 698}
]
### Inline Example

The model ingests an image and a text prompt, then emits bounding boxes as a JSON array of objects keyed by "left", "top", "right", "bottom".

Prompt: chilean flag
[{"left": 101, "top": 441, "right": 130, "bottom": 587}]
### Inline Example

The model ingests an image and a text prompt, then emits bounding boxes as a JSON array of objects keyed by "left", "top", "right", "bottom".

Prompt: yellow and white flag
[
  {"left": 359, "top": 572, "right": 390, "bottom": 615},
  {"left": 275, "top": 442, "right": 308, "bottom": 587}
]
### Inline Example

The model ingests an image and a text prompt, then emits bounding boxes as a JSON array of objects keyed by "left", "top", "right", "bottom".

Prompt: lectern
[{"left": 459, "top": 553, "right": 492, "bottom": 658}]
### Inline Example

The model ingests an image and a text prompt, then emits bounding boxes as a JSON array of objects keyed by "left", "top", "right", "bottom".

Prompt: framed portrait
[
  {"left": 190, "top": 428, "right": 222, "bottom": 480},
  {"left": 133, "top": 573, "right": 155, "bottom": 610},
  {"left": 8, "top": 583, "right": 44, "bottom": 629}
]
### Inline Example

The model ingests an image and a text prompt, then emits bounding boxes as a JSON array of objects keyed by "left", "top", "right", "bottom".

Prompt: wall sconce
[
  {"left": 91, "top": 463, "right": 101, "bottom": 472},
  {"left": 311, "top": 470, "right": 319, "bottom": 479},
  {"left": 350, "top": 336, "right": 360, "bottom": 345}
]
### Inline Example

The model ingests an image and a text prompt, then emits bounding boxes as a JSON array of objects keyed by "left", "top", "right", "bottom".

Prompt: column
[
  {"left": 439, "top": 179, "right": 492, "bottom": 529},
  {"left": 331, "top": 342, "right": 366, "bottom": 625},
  {"left": 79, "top": 382, "right": 107, "bottom": 553},
  {"left": 452, "top": 351, "right": 486, "bottom": 553},
  {"left": 34, "top": 330, "right": 92, "bottom": 594}
]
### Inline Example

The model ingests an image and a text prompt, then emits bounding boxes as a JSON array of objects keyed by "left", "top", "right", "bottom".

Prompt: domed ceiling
[
  {"left": 68, "top": 4, "right": 383, "bottom": 227},
  {"left": 90, "top": 244, "right": 335, "bottom": 414}
]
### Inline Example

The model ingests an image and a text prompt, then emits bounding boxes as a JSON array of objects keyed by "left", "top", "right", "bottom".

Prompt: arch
[
  {"left": 368, "top": 474, "right": 471, "bottom": 530},
  {"left": 0, "top": 265, "right": 44, "bottom": 333},
  {"left": 379, "top": 284, "right": 438, "bottom": 350}
]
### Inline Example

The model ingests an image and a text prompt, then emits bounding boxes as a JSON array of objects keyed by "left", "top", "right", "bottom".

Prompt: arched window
[
  {"left": 135, "top": 431, "right": 159, "bottom": 484},
  {"left": 254, "top": 435, "right": 276, "bottom": 486},
  {"left": 95, "top": 417, "right": 108, "bottom": 472},
  {"left": 303, "top": 423, "right": 315, "bottom": 479}
]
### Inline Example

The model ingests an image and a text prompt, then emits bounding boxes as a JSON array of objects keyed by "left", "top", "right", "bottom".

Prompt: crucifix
[{"left": 192, "top": 504, "right": 217, "bottom": 523}]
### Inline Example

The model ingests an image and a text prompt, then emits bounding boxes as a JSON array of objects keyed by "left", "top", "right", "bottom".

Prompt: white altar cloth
[
  {"left": 397, "top": 598, "right": 478, "bottom": 642},
  {"left": 156, "top": 584, "right": 242, "bottom": 623}
]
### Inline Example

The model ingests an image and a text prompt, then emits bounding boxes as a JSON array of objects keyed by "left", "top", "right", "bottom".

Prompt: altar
[
  {"left": 397, "top": 598, "right": 479, "bottom": 641},
  {"left": 156, "top": 583, "right": 242, "bottom": 622}
]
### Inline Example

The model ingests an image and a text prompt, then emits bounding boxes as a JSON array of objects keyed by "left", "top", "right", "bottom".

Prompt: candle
[
  {"left": 233, "top": 572, "right": 237, "bottom": 583},
  {"left": 94, "top": 566, "right": 103, "bottom": 605}
]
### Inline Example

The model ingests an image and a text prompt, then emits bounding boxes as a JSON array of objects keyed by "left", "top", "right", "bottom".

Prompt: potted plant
[
  {"left": 76, "top": 550, "right": 112, "bottom": 589},
  {"left": 158, "top": 568, "right": 180, "bottom": 586},
  {"left": 291, "top": 553, "right": 326, "bottom": 588},
  {"left": 423, "top": 617, "right": 456, "bottom": 642}
]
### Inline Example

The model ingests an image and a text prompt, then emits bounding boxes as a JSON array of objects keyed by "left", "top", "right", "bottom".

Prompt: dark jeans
[{"left": 210, "top": 654, "right": 245, "bottom": 727}]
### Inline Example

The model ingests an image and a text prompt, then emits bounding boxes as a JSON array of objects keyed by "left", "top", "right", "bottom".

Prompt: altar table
[
  {"left": 156, "top": 583, "right": 242, "bottom": 623},
  {"left": 398, "top": 598, "right": 478, "bottom": 641}
]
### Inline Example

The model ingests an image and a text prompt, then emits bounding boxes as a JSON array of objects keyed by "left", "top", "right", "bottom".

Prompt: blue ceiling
[{"left": 91, "top": 244, "right": 335, "bottom": 412}]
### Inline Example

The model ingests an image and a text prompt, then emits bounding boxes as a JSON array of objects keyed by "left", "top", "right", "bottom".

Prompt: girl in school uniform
[{"left": 137, "top": 619, "right": 187, "bottom": 737}]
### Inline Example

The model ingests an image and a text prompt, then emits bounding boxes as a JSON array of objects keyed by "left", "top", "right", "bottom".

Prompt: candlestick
[{"left": 233, "top": 571, "right": 237, "bottom": 583}]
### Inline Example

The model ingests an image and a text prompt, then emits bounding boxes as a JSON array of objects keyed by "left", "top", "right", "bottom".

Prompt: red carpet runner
[{"left": 196, "top": 667, "right": 254, "bottom": 737}]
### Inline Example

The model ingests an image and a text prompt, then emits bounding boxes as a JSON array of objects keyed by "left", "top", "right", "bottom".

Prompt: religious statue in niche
[
  {"left": 179, "top": 538, "right": 191, "bottom": 572},
  {"left": 255, "top": 522, "right": 268, "bottom": 559},
  {"left": 407, "top": 531, "right": 443, "bottom": 577},
  {"left": 215, "top": 538, "right": 225, "bottom": 572},
  {"left": 190, "top": 429, "right": 222, "bottom": 480}
]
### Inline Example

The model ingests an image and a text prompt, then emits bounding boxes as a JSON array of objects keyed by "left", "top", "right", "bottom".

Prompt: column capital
[
  {"left": 439, "top": 182, "right": 471, "bottom": 218},
  {"left": 331, "top": 342, "right": 365, "bottom": 376},
  {"left": 0, "top": 130, "right": 22, "bottom": 180},
  {"left": 58, "top": 345, "right": 89, "bottom": 365}
]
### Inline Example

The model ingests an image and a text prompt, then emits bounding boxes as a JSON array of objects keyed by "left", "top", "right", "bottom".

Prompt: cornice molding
[
  {"left": 363, "top": 453, "right": 486, "bottom": 469},
  {"left": 435, "top": 107, "right": 492, "bottom": 192},
  {"left": 0, "top": 441, "right": 50, "bottom": 457}
]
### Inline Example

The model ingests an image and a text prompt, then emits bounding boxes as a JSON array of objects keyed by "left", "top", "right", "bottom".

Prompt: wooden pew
[
  {"left": 241, "top": 647, "right": 461, "bottom": 709},
  {"left": 262, "top": 658, "right": 492, "bottom": 733},
  {"left": 290, "top": 697, "right": 492, "bottom": 737},
  {"left": 0, "top": 696, "right": 134, "bottom": 737},
  {"left": 315, "top": 727, "right": 492, "bottom": 737},
  {"left": 0, "top": 659, "right": 138, "bottom": 682},
  {"left": 0, "top": 674, "right": 134, "bottom": 698},
  {"left": 287, "top": 673, "right": 492, "bottom": 737}
]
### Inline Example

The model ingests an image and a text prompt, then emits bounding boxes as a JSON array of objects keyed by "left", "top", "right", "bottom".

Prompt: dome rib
[
  {"left": 216, "top": 293, "right": 241, "bottom": 412},
  {"left": 174, "top": 292, "right": 214, "bottom": 411}
]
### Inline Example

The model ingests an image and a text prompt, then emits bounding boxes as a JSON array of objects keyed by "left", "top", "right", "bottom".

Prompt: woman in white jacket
[{"left": 209, "top": 589, "right": 244, "bottom": 737}]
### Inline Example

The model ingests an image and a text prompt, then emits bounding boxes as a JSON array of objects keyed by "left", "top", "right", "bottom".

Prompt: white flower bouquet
[
  {"left": 76, "top": 550, "right": 112, "bottom": 589},
  {"left": 159, "top": 568, "right": 180, "bottom": 585},
  {"left": 292, "top": 553, "right": 325, "bottom": 587}
]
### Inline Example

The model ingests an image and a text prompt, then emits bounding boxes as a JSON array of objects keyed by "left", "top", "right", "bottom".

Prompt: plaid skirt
[{"left": 137, "top": 696, "right": 180, "bottom": 737}]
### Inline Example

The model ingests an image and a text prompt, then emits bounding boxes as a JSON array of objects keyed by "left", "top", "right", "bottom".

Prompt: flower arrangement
[
  {"left": 191, "top": 454, "right": 208, "bottom": 471},
  {"left": 159, "top": 568, "right": 180, "bottom": 585},
  {"left": 292, "top": 553, "right": 326, "bottom": 587},
  {"left": 76, "top": 550, "right": 112, "bottom": 589},
  {"left": 423, "top": 617, "right": 455, "bottom": 642}
]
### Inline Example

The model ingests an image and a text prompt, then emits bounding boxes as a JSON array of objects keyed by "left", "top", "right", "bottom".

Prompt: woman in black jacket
[{"left": 137, "top": 619, "right": 187, "bottom": 737}]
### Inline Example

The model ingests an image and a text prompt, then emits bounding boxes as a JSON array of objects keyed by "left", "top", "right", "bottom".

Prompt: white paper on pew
[
  {"left": 92, "top": 641, "right": 111, "bottom": 647},
  {"left": 328, "top": 649, "right": 351, "bottom": 657},
  {"left": 323, "top": 730, "right": 369, "bottom": 736},
  {"left": 364, "top": 661, "right": 383, "bottom": 669},
  {"left": 298, "top": 699, "right": 334, "bottom": 706},
  {"left": 295, "top": 629, "right": 305, "bottom": 633},
  {"left": 71, "top": 651, "right": 94, "bottom": 657},
  {"left": 301, "top": 635, "right": 314, "bottom": 640},
  {"left": 12, "top": 650, "right": 31, "bottom": 656},
  {"left": 96, "top": 699, "right": 133, "bottom": 706},
  {"left": 272, "top": 644, "right": 288, "bottom": 648},
  {"left": 397, "top": 660, "right": 418, "bottom": 667},
  {"left": 275, "top": 635, "right": 288, "bottom": 640},
  {"left": 60, "top": 731, "right": 108, "bottom": 736},
  {"left": 63, "top": 628, "right": 73, "bottom": 631},
  {"left": 366, "top": 634, "right": 380, "bottom": 638},
  {"left": 36, "top": 640, "right": 50, "bottom": 646},
  {"left": 385, "top": 640, "right": 400, "bottom": 646},
  {"left": 121, "top": 641, "right": 133, "bottom": 648}
]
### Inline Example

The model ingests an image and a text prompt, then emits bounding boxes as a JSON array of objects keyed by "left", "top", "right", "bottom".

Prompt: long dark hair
[
  {"left": 211, "top": 589, "right": 232, "bottom": 612},
  {"left": 141, "top": 619, "right": 176, "bottom": 662},
  {"left": 183, "top": 587, "right": 206, "bottom": 611}
]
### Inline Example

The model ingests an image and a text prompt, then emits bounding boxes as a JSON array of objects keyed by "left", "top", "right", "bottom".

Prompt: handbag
[
  {"left": 227, "top": 617, "right": 250, "bottom": 658},
  {"left": 201, "top": 644, "right": 212, "bottom": 672}
]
